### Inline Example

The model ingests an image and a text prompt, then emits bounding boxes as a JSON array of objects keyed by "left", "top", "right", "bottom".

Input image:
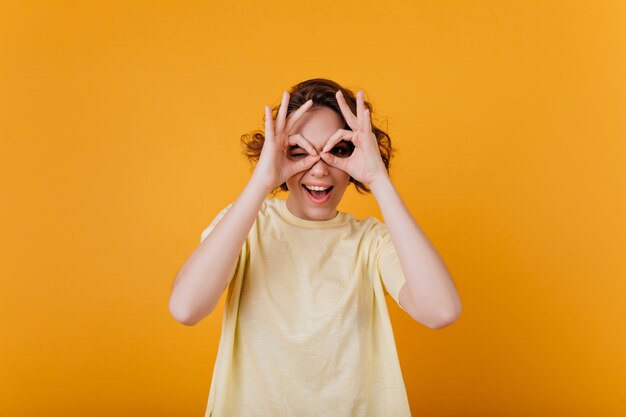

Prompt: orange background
[{"left": 1, "top": 1, "right": 624, "bottom": 416}]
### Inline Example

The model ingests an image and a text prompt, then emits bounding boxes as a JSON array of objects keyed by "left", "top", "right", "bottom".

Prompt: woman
[{"left": 169, "top": 78, "right": 462, "bottom": 416}]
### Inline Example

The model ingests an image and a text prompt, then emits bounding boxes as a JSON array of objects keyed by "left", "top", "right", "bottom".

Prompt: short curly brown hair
[{"left": 240, "top": 78, "right": 396, "bottom": 195}]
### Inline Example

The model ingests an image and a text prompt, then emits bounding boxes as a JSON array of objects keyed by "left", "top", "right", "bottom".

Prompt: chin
[{"left": 304, "top": 208, "right": 339, "bottom": 221}]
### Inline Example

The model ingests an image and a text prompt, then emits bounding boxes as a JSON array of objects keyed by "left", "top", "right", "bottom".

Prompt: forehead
[{"left": 292, "top": 106, "right": 344, "bottom": 147}]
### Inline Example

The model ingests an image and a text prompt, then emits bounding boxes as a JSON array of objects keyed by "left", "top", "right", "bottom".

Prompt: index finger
[
  {"left": 335, "top": 90, "right": 358, "bottom": 130},
  {"left": 284, "top": 99, "right": 314, "bottom": 133},
  {"left": 275, "top": 91, "right": 290, "bottom": 133},
  {"left": 288, "top": 133, "right": 318, "bottom": 156}
]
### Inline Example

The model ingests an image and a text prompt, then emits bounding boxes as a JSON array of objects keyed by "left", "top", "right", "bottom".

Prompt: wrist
[
  {"left": 368, "top": 172, "right": 393, "bottom": 198},
  {"left": 249, "top": 172, "right": 276, "bottom": 195},
  {"left": 368, "top": 171, "right": 390, "bottom": 191}
]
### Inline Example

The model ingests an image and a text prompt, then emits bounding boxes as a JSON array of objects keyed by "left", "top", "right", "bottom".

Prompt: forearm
[
  {"left": 169, "top": 175, "right": 270, "bottom": 325},
  {"left": 369, "top": 174, "right": 461, "bottom": 325}
]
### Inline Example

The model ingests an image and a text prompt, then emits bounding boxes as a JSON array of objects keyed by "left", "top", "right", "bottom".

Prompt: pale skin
[
  {"left": 169, "top": 89, "right": 461, "bottom": 329},
  {"left": 169, "top": 93, "right": 322, "bottom": 325},
  {"left": 320, "top": 90, "right": 462, "bottom": 329}
]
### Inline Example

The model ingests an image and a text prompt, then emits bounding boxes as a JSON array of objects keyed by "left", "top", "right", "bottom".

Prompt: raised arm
[
  {"left": 168, "top": 178, "right": 269, "bottom": 326},
  {"left": 370, "top": 175, "right": 462, "bottom": 329},
  {"left": 168, "top": 91, "right": 320, "bottom": 326},
  {"left": 320, "top": 89, "right": 461, "bottom": 329}
]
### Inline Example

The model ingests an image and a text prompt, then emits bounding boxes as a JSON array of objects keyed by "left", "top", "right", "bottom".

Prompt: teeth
[{"left": 305, "top": 185, "right": 330, "bottom": 191}]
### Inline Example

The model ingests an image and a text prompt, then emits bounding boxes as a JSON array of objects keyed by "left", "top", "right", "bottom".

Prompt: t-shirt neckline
[{"left": 276, "top": 198, "right": 347, "bottom": 228}]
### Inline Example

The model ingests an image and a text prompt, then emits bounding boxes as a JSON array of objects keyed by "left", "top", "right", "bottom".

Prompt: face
[{"left": 285, "top": 106, "right": 352, "bottom": 221}]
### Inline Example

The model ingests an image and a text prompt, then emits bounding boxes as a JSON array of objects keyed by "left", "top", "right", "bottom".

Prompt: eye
[
  {"left": 330, "top": 141, "right": 354, "bottom": 158},
  {"left": 289, "top": 146, "right": 308, "bottom": 158}
]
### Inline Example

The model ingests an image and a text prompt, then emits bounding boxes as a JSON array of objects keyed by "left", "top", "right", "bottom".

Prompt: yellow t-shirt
[{"left": 200, "top": 197, "right": 412, "bottom": 417}]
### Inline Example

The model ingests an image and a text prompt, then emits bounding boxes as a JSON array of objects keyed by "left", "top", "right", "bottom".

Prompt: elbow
[
  {"left": 169, "top": 298, "right": 200, "bottom": 326},
  {"left": 428, "top": 305, "right": 462, "bottom": 330}
]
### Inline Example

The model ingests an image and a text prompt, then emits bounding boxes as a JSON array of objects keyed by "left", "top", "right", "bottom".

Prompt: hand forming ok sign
[
  {"left": 319, "top": 90, "right": 388, "bottom": 187},
  {"left": 253, "top": 91, "right": 321, "bottom": 192}
]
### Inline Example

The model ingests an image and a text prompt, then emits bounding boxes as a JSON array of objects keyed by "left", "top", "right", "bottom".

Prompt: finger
[
  {"left": 291, "top": 154, "right": 321, "bottom": 174},
  {"left": 320, "top": 151, "right": 349, "bottom": 172},
  {"left": 275, "top": 91, "right": 289, "bottom": 133},
  {"left": 322, "top": 129, "right": 353, "bottom": 153},
  {"left": 363, "top": 108, "right": 372, "bottom": 132},
  {"left": 288, "top": 133, "right": 318, "bottom": 156},
  {"left": 284, "top": 99, "right": 313, "bottom": 133},
  {"left": 265, "top": 105, "right": 274, "bottom": 140},
  {"left": 356, "top": 90, "right": 365, "bottom": 125},
  {"left": 335, "top": 90, "right": 358, "bottom": 130}
]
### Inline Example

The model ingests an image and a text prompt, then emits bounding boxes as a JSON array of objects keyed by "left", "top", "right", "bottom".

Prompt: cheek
[
  {"left": 285, "top": 174, "right": 302, "bottom": 189},
  {"left": 333, "top": 172, "right": 351, "bottom": 188},
  {"left": 333, "top": 168, "right": 350, "bottom": 181}
]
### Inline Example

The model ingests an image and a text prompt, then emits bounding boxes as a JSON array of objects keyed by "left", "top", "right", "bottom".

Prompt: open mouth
[{"left": 302, "top": 185, "right": 333, "bottom": 203}]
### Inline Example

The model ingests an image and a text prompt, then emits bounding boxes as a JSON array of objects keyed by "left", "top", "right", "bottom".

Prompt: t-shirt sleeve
[
  {"left": 199, "top": 202, "right": 242, "bottom": 288},
  {"left": 200, "top": 202, "right": 234, "bottom": 243},
  {"left": 376, "top": 221, "right": 408, "bottom": 312}
]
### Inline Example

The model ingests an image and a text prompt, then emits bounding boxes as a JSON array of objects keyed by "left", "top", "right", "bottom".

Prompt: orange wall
[{"left": 1, "top": 1, "right": 624, "bottom": 416}]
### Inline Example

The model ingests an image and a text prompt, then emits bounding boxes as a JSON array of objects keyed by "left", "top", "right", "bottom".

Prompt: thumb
[
  {"left": 292, "top": 154, "right": 320, "bottom": 173},
  {"left": 320, "top": 151, "right": 348, "bottom": 171}
]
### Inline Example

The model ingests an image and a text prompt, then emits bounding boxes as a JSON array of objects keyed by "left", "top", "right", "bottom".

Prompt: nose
[{"left": 309, "top": 156, "right": 329, "bottom": 177}]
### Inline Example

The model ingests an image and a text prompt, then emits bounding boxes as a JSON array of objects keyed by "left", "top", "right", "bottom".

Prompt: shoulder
[
  {"left": 355, "top": 215, "right": 386, "bottom": 236},
  {"left": 358, "top": 217, "right": 393, "bottom": 257},
  {"left": 259, "top": 197, "right": 281, "bottom": 218},
  {"left": 343, "top": 215, "right": 388, "bottom": 252},
  {"left": 261, "top": 197, "right": 279, "bottom": 211}
]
